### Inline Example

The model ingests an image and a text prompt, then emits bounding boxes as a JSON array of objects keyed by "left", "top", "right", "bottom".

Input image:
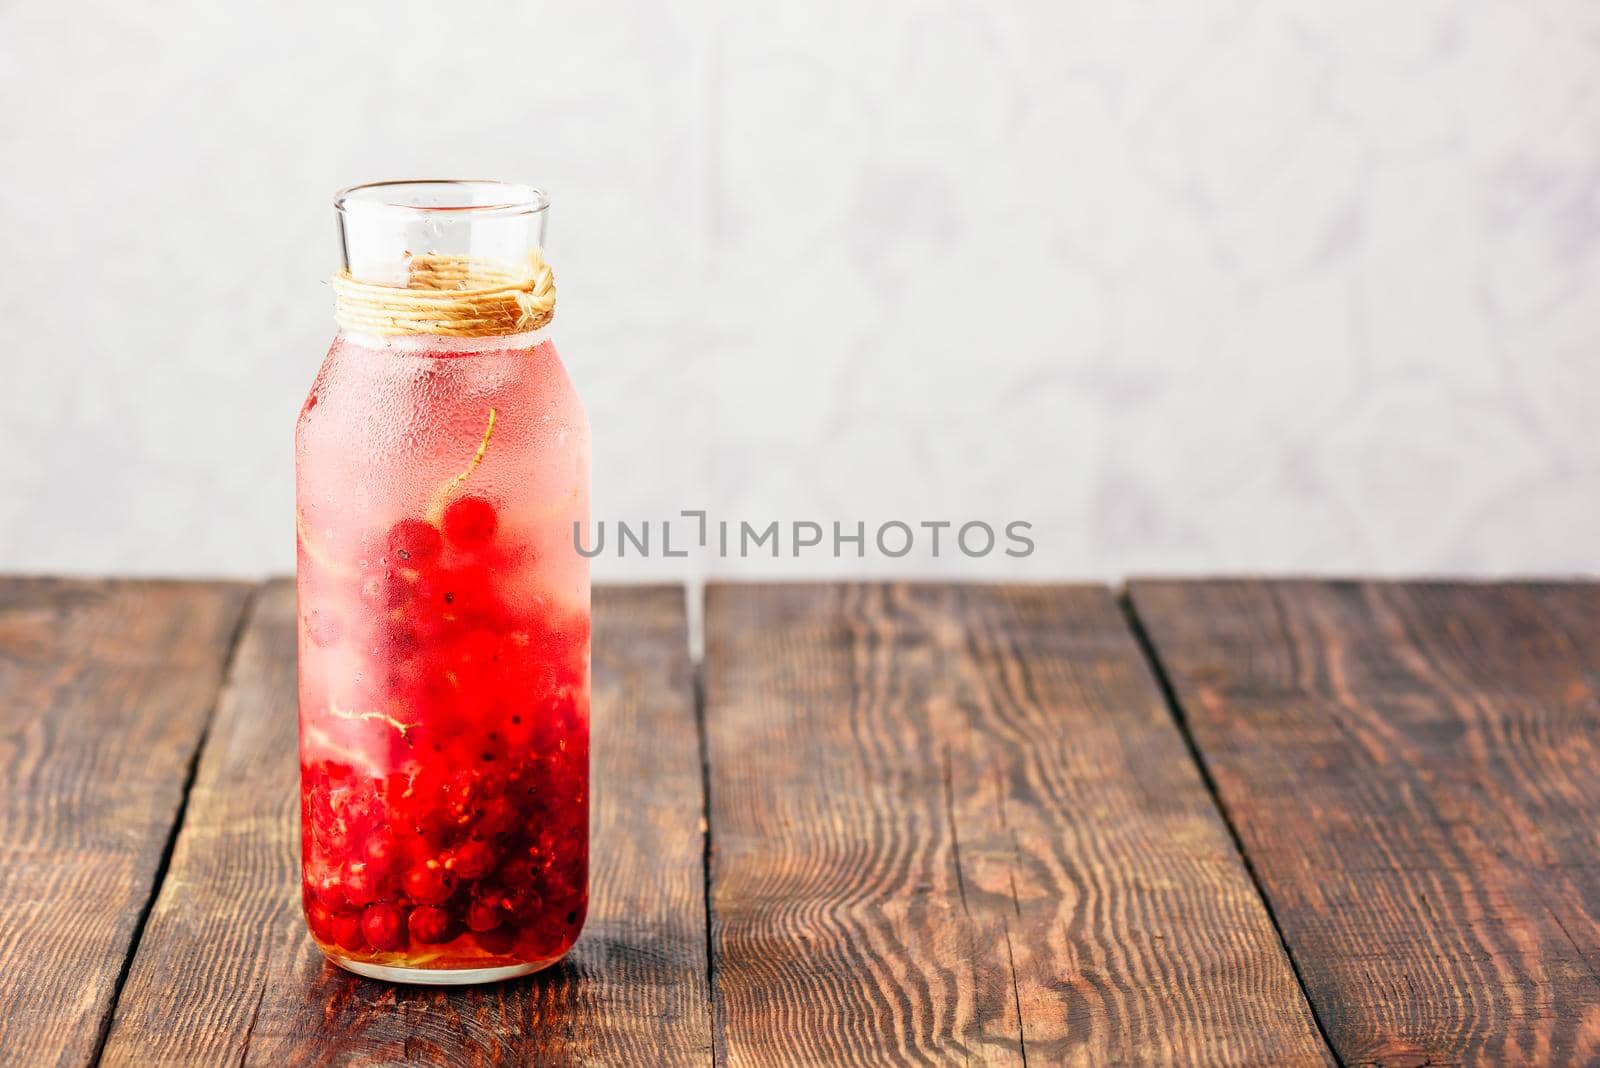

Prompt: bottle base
[{"left": 323, "top": 951, "right": 560, "bottom": 986}]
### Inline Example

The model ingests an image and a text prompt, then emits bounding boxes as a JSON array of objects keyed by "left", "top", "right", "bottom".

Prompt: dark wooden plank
[
  {"left": 1129, "top": 580, "right": 1600, "bottom": 1066},
  {"left": 101, "top": 582, "right": 711, "bottom": 1066},
  {"left": 0, "top": 577, "right": 251, "bottom": 1067},
  {"left": 703, "top": 583, "right": 1329, "bottom": 1065}
]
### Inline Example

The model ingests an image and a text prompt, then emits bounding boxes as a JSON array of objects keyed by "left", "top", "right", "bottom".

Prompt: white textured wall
[{"left": 2, "top": 0, "right": 1595, "bottom": 580}]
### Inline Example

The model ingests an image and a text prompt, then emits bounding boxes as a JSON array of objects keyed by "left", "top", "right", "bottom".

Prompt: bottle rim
[{"left": 335, "top": 179, "right": 550, "bottom": 220}]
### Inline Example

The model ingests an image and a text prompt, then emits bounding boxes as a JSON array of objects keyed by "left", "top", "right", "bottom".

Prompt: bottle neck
[{"left": 334, "top": 180, "right": 553, "bottom": 340}]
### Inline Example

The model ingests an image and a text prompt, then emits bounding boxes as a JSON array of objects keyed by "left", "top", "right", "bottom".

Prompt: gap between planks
[
  {"left": 1117, "top": 589, "right": 1345, "bottom": 1068},
  {"left": 89, "top": 581, "right": 263, "bottom": 1068},
  {"left": 691, "top": 654, "right": 728, "bottom": 1068}
]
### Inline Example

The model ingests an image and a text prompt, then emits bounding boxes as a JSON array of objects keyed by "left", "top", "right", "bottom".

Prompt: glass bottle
[{"left": 296, "top": 180, "right": 590, "bottom": 983}]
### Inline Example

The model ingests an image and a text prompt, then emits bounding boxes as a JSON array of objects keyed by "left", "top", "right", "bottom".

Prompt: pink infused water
[{"left": 296, "top": 328, "right": 591, "bottom": 978}]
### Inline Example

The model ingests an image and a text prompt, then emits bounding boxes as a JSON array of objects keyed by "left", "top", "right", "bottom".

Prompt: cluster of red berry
[{"left": 300, "top": 496, "right": 589, "bottom": 967}]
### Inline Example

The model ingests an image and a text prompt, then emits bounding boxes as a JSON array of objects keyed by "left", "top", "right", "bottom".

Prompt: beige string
[{"left": 331, "top": 251, "right": 556, "bottom": 337}]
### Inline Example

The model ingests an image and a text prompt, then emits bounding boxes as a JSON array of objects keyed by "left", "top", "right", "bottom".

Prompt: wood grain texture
[
  {"left": 703, "top": 583, "right": 1328, "bottom": 1066},
  {"left": 101, "top": 582, "right": 711, "bottom": 1066},
  {"left": 1129, "top": 580, "right": 1600, "bottom": 1067},
  {"left": 0, "top": 577, "right": 250, "bottom": 1068}
]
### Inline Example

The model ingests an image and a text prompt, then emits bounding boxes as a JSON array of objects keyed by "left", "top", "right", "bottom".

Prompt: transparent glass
[{"left": 296, "top": 180, "right": 590, "bottom": 984}]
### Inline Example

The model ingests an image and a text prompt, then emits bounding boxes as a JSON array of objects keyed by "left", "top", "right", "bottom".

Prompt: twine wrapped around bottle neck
[{"left": 331, "top": 251, "right": 556, "bottom": 338}]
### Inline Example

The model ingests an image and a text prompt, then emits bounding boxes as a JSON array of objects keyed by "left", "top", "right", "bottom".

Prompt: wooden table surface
[{"left": 1, "top": 578, "right": 1595, "bottom": 1066}]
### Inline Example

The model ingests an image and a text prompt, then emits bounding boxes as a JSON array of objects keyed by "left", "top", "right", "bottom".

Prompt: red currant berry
[
  {"left": 361, "top": 903, "right": 407, "bottom": 951},
  {"left": 442, "top": 496, "right": 498, "bottom": 546},
  {"left": 516, "top": 923, "right": 568, "bottom": 960},
  {"left": 466, "top": 896, "right": 505, "bottom": 932},
  {"left": 306, "top": 900, "right": 336, "bottom": 943},
  {"left": 418, "top": 566, "right": 496, "bottom": 625},
  {"left": 330, "top": 910, "right": 367, "bottom": 952},
  {"left": 508, "top": 889, "right": 548, "bottom": 924},
  {"left": 408, "top": 905, "right": 457, "bottom": 944},
  {"left": 343, "top": 859, "right": 389, "bottom": 907},
  {"left": 498, "top": 856, "right": 538, "bottom": 890},
  {"left": 388, "top": 518, "right": 442, "bottom": 566},
  {"left": 451, "top": 839, "right": 499, "bottom": 881},
  {"left": 403, "top": 861, "right": 457, "bottom": 905},
  {"left": 475, "top": 800, "right": 521, "bottom": 842},
  {"left": 305, "top": 863, "right": 347, "bottom": 909},
  {"left": 409, "top": 807, "right": 457, "bottom": 850},
  {"left": 475, "top": 926, "right": 516, "bottom": 955}
]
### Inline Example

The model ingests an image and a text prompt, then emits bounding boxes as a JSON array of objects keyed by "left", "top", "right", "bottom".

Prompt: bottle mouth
[{"left": 335, "top": 179, "right": 550, "bottom": 220}]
